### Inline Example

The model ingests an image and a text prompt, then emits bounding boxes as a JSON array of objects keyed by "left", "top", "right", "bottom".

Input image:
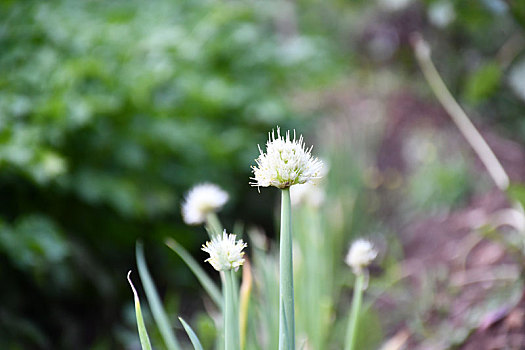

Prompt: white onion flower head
[
  {"left": 345, "top": 239, "right": 377, "bottom": 274},
  {"left": 202, "top": 231, "right": 247, "bottom": 271},
  {"left": 181, "top": 183, "right": 229, "bottom": 225},
  {"left": 251, "top": 127, "right": 324, "bottom": 189}
]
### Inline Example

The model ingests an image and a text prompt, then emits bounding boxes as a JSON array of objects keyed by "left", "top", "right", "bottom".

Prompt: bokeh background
[{"left": 2, "top": 0, "right": 525, "bottom": 349}]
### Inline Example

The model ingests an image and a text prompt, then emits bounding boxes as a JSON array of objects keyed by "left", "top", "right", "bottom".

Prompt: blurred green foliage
[
  {"left": 421, "top": 0, "right": 525, "bottom": 129},
  {"left": 464, "top": 63, "right": 502, "bottom": 104},
  {"left": 0, "top": 0, "right": 335, "bottom": 348},
  {"left": 404, "top": 131, "right": 476, "bottom": 214},
  {"left": 2, "top": 0, "right": 525, "bottom": 347}
]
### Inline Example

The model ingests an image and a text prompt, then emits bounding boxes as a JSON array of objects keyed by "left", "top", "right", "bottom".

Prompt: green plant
[{"left": 127, "top": 127, "right": 387, "bottom": 350}]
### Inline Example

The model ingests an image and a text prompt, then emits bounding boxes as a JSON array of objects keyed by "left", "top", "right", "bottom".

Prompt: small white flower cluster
[
  {"left": 251, "top": 127, "right": 324, "bottom": 189},
  {"left": 202, "top": 231, "right": 247, "bottom": 272},
  {"left": 181, "top": 183, "right": 229, "bottom": 225},
  {"left": 345, "top": 239, "right": 377, "bottom": 275}
]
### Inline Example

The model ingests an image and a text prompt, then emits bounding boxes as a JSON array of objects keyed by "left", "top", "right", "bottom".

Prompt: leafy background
[
  {"left": 2, "top": 0, "right": 525, "bottom": 348},
  {"left": 0, "top": 0, "right": 335, "bottom": 347}
]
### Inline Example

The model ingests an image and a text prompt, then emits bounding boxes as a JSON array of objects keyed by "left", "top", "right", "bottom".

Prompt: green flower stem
[
  {"left": 205, "top": 212, "right": 228, "bottom": 319},
  {"left": 206, "top": 212, "right": 223, "bottom": 238},
  {"left": 279, "top": 187, "right": 295, "bottom": 350},
  {"left": 224, "top": 269, "right": 240, "bottom": 350},
  {"left": 232, "top": 270, "right": 240, "bottom": 329},
  {"left": 345, "top": 273, "right": 365, "bottom": 350}
]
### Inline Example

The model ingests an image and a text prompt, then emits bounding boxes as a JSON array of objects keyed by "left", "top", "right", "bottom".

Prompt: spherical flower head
[
  {"left": 251, "top": 127, "right": 324, "bottom": 189},
  {"left": 202, "top": 231, "right": 247, "bottom": 271},
  {"left": 181, "top": 183, "right": 229, "bottom": 225},
  {"left": 345, "top": 239, "right": 377, "bottom": 275}
]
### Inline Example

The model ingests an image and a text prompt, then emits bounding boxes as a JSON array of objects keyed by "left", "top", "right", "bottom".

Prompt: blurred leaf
[
  {"left": 0, "top": 215, "right": 69, "bottom": 273},
  {"left": 136, "top": 242, "right": 182, "bottom": 350},
  {"left": 407, "top": 158, "right": 472, "bottom": 213},
  {"left": 0, "top": 312, "right": 50, "bottom": 349},
  {"left": 165, "top": 238, "right": 223, "bottom": 309},
  {"left": 355, "top": 306, "right": 383, "bottom": 350},
  {"left": 508, "top": 0, "right": 525, "bottom": 30},
  {"left": 506, "top": 183, "right": 525, "bottom": 208},
  {"left": 464, "top": 62, "right": 501, "bottom": 103},
  {"left": 508, "top": 58, "right": 525, "bottom": 102},
  {"left": 195, "top": 313, "right": 217, "bottom": 350}
]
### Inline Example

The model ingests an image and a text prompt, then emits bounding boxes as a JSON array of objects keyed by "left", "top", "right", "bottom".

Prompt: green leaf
[
  {"left": 127, "top": 271, "right": 153, "bottom": 350},
  {"left": 506, "top": 183, "right": 525, "bottom": 207},
  {"left": 165, "top": 238, "right": 223, "bottom": 309},
  {"left": 136, "top": 242, "right": 182, "bottom": 350},
  {"left": 179, "top": 317, "right": 204, "bottom": 350},
  {"left": 464, "top": 62, "right": 501, "bottom": 103},
  {"left": 508, "top": 0, "right": 525, "bottom": 31}
]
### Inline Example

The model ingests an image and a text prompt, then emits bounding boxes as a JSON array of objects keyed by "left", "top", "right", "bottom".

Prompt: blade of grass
[
  {"left": 136, "top": 242, "right": 181, "bottom": 350},
  {"left": 127, "top": 271, "right": 153, "bottom": 350},
  {"left": 165, "top": 237, "right": 223, "bottom": 309},
  {"left": 179, "top": 317, "right": 205, "bottom": 350}
]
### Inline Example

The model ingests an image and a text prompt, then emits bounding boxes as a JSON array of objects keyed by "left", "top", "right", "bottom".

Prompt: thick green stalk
[
  {"left": 224, "top": 269, "right": 239, "bottom": 350},
  {"left": 279, "top": 188, "right": 295, "bottom": 350},
  {"left": 345, "top": 273, "right": 365, "bottom": 350}
]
